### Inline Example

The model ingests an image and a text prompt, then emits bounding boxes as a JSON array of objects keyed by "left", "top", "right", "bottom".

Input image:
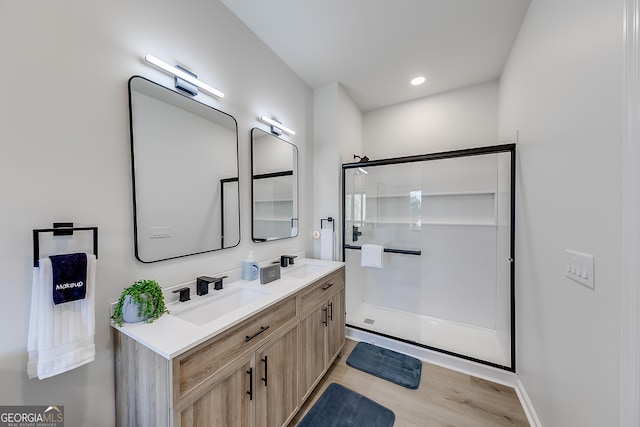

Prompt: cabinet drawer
[
  {"left": 300, "top": 269, "right": 345, "bottom": 315},
  {"left": 173, "top": 295, "right": 297, "bottom": 406}
]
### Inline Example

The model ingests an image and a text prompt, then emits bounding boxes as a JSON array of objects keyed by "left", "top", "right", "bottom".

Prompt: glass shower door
[{"left": 343, "top": 146, "right": 514, "bottom": 370}]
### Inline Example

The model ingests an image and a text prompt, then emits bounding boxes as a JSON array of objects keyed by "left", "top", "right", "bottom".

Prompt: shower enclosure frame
[{"left": 341, "top": 143, "right": 516, "bottom": 372}]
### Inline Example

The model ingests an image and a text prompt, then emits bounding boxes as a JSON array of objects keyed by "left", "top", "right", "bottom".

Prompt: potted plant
[{"left": 111, "top": 279, "right": 169, "bottom": 326}]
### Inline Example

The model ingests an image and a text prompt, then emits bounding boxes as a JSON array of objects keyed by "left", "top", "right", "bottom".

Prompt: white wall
[
  {"left": 313, "top": 83, "right": 363, "bottom": 260},
  {"left": 338, "top": 85, "right": 365, "bottom": 165},
  {"left": 363, "top": 80, "right": 499, "bottom": 159},
  {"left": 312, "top": 84, "right": 340, "bottom": 260},
  {"left": 0, "top": 1, "right": 312, "bottom": 426},
  {"left": 499, "top": 0, "right": 623, "bottom": 425}
]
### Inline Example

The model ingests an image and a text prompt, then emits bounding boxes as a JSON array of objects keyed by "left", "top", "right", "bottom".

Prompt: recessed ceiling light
[{"left": 411, "top": 76, "right": 426, "bottom": 86}]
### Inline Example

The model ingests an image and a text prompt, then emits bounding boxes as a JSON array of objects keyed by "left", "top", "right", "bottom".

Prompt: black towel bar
[
  {"left": 32, "top": 222, "right": 98, "bottom": 267},
  {"left": 321, "top": 217, "right": 334, "bottom": 231},
  {"left": 343, "top": 244, "right": 421, "bottom": 256}
]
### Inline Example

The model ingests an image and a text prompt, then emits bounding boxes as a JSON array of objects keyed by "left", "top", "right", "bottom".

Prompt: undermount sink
[
  {"left": 283, "top": 263, "right": 328, "bottom": 278},
  {"left": 171, "top": 287, "right": 270, "bottom": 326}
]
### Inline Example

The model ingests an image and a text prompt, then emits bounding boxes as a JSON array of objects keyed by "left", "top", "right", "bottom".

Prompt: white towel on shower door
[
  {"left": 27, "top": 254, "right": 96, "bottom": 379},
  {"left": 361, "top": 244, "right": 384, "bottom": 268}
]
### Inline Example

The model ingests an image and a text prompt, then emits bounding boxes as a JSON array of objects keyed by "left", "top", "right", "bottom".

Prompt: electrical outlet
[{"left": 565, "top": 249, "right": 594, "bottom": 289}]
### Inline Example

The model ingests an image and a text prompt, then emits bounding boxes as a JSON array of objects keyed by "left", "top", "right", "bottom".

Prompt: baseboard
[
  {"left": 346, "top": 327, "right": 540, "bottom": 426},
  {"left": 514, "top": 378, "right": 543, "bottom": 427}
]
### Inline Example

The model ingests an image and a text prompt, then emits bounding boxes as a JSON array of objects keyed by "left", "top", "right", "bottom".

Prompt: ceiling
[{"left": 221, "top": 0, "right": 531, "bottom": 112}]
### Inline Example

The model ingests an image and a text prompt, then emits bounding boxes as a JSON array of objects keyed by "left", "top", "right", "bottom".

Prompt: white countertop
[{"left": 112, "top": 258, "right": 345, "bottom": 360}]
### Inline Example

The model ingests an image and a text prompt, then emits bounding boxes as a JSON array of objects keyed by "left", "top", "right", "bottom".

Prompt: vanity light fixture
[
  {"left": 259, "top": 116, "right": 296, "bottom": 136},
  {"left": 411, "top": 76, "right": 426, "bottom": 86},
  {"left": 144, "top": 54, "right": 225, "bottom": 98}
]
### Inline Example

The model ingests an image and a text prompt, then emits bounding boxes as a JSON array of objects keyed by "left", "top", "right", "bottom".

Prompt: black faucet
[
  {"left": 196, "top": 277, "right": 214, "bottom": 296},
  {"left": 212, "top": 276, "right": 228, "bottom": 290},
  {"left": 172, "top": 287, "right": 190, "bottom": 302},
  {"left": 280, "top": 255, "right": 297, "bottom": 267},
  {"left": 196, "top": 276, "right": 228, "bottom": 295}
]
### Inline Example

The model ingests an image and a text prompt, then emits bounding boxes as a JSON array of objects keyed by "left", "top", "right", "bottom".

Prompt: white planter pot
[{"left": 121, "top": 294, "right": 151, "bottom": 323}]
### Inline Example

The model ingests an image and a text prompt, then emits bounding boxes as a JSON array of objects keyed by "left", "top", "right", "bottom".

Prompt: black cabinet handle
[
  {"left": 261, "top": 356, "right": 268, "bottom": 386},
  {"left": 246, "top": 367, "right": 253, "bottom": 401},
  {"left": 322, "top": 283, "right": 334, "bottom": 291},
  {"left": 328, "top": 302, "right": 333, "bottom": 321},
  {"left": 245, "top": 326, "right": 269, "bottom": 342},
  {"left": 322, "top": 306, "right": 328, "bottom": 326}
]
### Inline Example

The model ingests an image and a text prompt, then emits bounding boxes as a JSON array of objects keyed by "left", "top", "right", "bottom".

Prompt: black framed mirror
[
  {"left": 129, "top": 76, "right": 240, "bottom": 262},
  {"left": 251, "top": 127, "right": 298, "bottom": 242}
]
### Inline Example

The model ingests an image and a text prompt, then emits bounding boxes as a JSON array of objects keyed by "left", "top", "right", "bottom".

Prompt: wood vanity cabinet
[
  {"left": 298, "top": 269, "right": 345, "bottom": 401},
  {"left": 114, "top": 266, "right": 344, "bottom": 427},
  {"left": 254, "top": 323, "right": 298, "bottom": 427},
  {"left": 175, "top": 354, "right": 253, "bottom": 426},
  {"left": 327, "top": 288, "right": 345, "bottom": 364},
  {"left": 175, "top": 322, "right": 298, "bottom": 427}
]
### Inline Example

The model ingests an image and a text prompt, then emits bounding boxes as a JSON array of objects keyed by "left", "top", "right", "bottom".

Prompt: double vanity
[
  {"left": 113, "top": 259, "right": 345, "bottom": 427},
  {"left": 121, "top": 67, "right": 328, "bottom": 427}
]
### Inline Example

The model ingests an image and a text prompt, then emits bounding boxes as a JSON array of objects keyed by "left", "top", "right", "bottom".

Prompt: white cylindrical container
[{"left": 242, "top": 251, "right": 259, "bottom": 281}]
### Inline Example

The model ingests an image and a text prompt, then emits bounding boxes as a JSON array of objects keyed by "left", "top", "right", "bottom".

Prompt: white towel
[
  {"left": 27, "top": 253, "right": 96, "bottom": 379},
  {"left": 361, "top": 244, "right": 384, "bottom": 268},
  {"left": 320, "top": 228, "right": 334, "bottom": 260}
]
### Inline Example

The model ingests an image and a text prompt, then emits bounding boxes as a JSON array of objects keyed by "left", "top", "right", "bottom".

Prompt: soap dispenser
[{"left": 242, "top": 251, "right": 259, "bottom": 281}]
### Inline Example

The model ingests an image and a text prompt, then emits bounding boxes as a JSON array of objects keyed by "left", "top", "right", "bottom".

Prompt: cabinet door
[
  {"left": 175, "top": 357, "right": 253, "bottom": 427},
  {"left": 173, "top": 296, "right": 296, "bottom": 407},
  {"left": 298, "top": 304, "right": 327, "bottom": 401},
  {"left": 327, "top": 288, "right": 345, "bottom": 363},
  {"left": 255, "top": 323, "right": 299, "bottom": 427}
]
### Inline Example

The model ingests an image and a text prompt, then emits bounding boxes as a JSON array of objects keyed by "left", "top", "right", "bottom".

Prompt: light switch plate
[
  {"left": 150, "top": 226, "right": 171, "bottom": 239},
  {"left": 565, "top": 249, "right": 594, "bottom": 289}
]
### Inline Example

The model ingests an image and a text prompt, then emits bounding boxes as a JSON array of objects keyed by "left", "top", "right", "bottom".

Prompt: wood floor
[{"left": 289, "top": 339, "right": 529, "bottom": 427}]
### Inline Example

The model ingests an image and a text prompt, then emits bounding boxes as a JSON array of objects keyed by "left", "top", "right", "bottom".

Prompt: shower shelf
[
  {"left": 421, "top": 221, "right": 497, "bottom": 226},
  {"left": 365, "top": 191, "right": 497, "bottom": 226},
  {"left": 366, "top": 190, "right": 497, "bottom": 198},
  {"left": 253, "top": 198, "right": 293, "bottom": 203},
  {"left": 351, "top": 220, "right": 498, "bottom": 226}
]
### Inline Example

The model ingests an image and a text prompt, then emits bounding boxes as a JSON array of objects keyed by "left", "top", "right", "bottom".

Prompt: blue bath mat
[
  {"left": 298, "top": 383, "right": 395, "bottom": 427},
  {"left": 346, "top": 342, "right": 422, "bottom": 389}
]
